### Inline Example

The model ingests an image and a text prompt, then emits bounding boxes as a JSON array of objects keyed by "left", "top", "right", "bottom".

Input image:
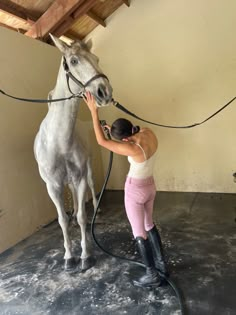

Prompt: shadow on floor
[{"left": 0, "top": 191, "right": 235, "bottom": 315}]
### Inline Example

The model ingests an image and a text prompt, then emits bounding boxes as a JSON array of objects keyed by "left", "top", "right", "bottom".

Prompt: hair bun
[{"left": 132, "top": 126, "right": 140, "bottom": 135}]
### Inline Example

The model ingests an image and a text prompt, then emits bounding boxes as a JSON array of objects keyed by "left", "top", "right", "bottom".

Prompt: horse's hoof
[
  {"left": 80, "top": 256, "right": 96, "bottom": 272},
  {"left": 64, "top": 257, "right": 78, "bottom": 271}
]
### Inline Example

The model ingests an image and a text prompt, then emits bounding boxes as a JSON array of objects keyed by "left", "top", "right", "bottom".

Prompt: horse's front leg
[
  {"left": 46, "top": 183, "right": 77, "bottom": 271},
  {"left": 86, "top": 158, "right": 100, "bottom": 213},
  {"left": 76, "top": 177, "right": 95, "bottom": 271}
]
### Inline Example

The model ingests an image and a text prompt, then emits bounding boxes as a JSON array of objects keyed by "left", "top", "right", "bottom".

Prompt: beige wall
[
  {"left": 0, "top": 28, "right": 57, "bottom": 253},
  {"left": 85, "top": 0, "right": 236, "bottom": 193},
  {"left": 0, "top": 28, "right": 103, "bottom": 253}
]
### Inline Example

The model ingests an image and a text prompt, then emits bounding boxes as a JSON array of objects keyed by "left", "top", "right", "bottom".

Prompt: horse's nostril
[{"left": 98, "top": 85, "right": 106, "bottom": 99}]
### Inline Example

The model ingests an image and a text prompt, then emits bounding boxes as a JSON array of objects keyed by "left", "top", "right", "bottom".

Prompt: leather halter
[{"left": 63, "top": 57, "right": 109, "bottom": 97}]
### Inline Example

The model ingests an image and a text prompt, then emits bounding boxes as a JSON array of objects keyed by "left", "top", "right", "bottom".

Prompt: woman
[{"left": 84, "top": 91, "right": 168, "bottom": 287}]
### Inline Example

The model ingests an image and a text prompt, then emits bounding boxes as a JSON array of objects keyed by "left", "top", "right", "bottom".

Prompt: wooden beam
[
  {"left": 0, "top": 22, "right": 17, "bottom": 32},
  {"left": 72, "top": 0, "right": 97, "bottom": 19},
  {"left": 0, "top": 2, "right": 36, "bottom": 25},
  {"left": 86, "top": 11, "right": 106, "bottom": 27},
  {"left": 25, "top": 0, "right": 85, "bottom": 39},
  {"left": 65, "top": 30, "right": 83, "bottom": 41},
  {"left": 53, "top": 16, "right": 75, "bottom": 37},
  {"left": 0, "top": 21, "right": 25, "bottom": 34},
  {"left": 121, "top": 0, "right": 130, "bottom": 7},
  {"left": 53, "top": 0, "right": 97, "bottom": 38}
]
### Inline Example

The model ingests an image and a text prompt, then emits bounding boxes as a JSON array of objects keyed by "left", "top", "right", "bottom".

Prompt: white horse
[{"left": 34, "top": 35, "right": 113, "bottom": 271}]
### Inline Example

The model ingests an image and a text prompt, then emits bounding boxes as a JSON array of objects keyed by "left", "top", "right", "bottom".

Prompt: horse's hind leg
[
  {"left": 76, "top": 176, "right": 95, "bottom": 271},
  {"left": 68, "top": 183, "right": 78, "bottom": 225},
  {"left": 46, "top": 183, "right": 77, "bottom": 271}
]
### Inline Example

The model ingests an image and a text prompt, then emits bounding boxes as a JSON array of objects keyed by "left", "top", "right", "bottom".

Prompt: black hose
[
  {"left": 90, "top": 126, "right": 186, "bottom": 314},
  {"left": 0, "top": 85, "right": 187, "bottom": 312},
  {"left": 90, "top": 142, "right": 145, "bottom": 267}
]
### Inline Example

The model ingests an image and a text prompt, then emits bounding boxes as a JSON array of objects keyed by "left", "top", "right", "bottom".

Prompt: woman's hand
[{"left": 83, "top": 91, "right": 97, "bottom": 113}]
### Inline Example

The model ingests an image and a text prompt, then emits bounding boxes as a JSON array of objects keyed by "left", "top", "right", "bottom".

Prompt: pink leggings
[{"left": 124, "top": 176, "right": 156, "bottom": 239}]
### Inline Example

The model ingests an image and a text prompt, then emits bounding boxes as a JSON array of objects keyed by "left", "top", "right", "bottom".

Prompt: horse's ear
[
  {"left": 72, "top": 39, "right": 92, "bottom": 51},
  {"left": 84, "top": 39, "right": 93, "bottom": 51},
  {"left": 49, "top": 34, "right": 69, "bottom": 54}
]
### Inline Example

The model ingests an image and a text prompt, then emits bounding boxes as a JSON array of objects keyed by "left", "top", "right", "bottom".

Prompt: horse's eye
[{"left": 71, "top": 57, "right": 78, "bottom": 65}]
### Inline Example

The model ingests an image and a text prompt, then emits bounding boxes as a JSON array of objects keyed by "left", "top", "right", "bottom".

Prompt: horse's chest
[
  {"left": 38, "top": 147, "right": 85, "bottom": 183},
  {"left": 35, "top": 125, "right": 87, "bottom": 184}
]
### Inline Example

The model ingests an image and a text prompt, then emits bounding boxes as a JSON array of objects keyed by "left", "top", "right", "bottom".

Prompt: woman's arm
[
  {"left": 83, "top": 92, "right": 140, "bottom": 157},
  {"left": 84, "top": 92, "right": 107, "bottom": 146}
]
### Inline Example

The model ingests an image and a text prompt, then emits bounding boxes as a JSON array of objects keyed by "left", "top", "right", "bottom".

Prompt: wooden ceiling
[{"left": 0, "top": 0, "right": 130, "bottom": 44}]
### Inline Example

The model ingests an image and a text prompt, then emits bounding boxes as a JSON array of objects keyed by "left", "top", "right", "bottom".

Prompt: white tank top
[{"left": 127, "top": 143, "right": 157, "bottom": 179}]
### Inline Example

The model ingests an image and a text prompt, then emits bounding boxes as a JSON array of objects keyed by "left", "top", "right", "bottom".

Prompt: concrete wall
[
  {"left": 85, "top": 0, "right": 236, "bottom": 193},
  {"left": 0, "top": 28, "right": 103, "bottom": 253}
]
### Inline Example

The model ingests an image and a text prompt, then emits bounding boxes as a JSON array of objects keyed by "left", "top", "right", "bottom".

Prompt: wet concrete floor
[{"left": 0, "top": 190, "right": 235, "bottom": 315}]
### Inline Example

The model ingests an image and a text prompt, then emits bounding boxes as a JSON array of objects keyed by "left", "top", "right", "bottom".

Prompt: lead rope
[
  {"left": 112, "top": 95, "right": 236, "bottom": 129},
  {"left": 0, "top": 88, "right": 80, "bottom": 103}
]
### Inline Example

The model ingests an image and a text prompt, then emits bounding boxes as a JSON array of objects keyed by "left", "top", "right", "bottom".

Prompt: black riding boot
[
  {"left": 133, "top": 237, "right": 161, "bottom": 288},
  {"left": 147, "top": 225, "right": 169, "bottom": 278}
]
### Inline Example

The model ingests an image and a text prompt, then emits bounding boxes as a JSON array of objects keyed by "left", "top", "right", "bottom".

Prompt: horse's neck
[{"left": 44, "top": 67, "right": 80, "bottom": 144}]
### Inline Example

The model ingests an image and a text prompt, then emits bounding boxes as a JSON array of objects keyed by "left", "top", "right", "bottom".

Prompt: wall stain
[{"left": 0, "top": 209, "right": 5, "bottom": 218}]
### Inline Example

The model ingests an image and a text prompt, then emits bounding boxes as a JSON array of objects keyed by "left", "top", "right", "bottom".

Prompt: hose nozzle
[{"left": 100, "top": 120, "right": 111, "bottom": 138}]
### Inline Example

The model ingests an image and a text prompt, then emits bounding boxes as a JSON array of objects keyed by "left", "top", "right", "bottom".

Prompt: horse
[{"left": 34, "top": 34, "right": 113, "bottom": 271}]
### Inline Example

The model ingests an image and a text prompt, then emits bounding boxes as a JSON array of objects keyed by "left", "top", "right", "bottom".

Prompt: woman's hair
[{"left": 110, "top": 118, "right": 140, "bottom": 140}]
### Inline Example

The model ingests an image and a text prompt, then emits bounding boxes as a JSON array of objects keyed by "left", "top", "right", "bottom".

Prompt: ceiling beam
[
  {"left": 53, "top": 16, "right": 75, "bottom": 38},
  {"left": 25, "top": 0, "right": 85, "bottom": 39},
  {"left": 72, "top": 0, "right": 97, "bottom": 19},
  {"left": 0, "top": 2, "right": 36, "bottom": 25},
  {"left": 86, "top": 10, "right": 106, "bottom": 27},
  {"left": 65, "top": 30, "right": 83, "bottom": 41},
  {"left": 121, "top": 0, "right": 130, "bottom": 7},
  {"left": 53, "top": 0, "right": 97, "bottom": 38},
  {"left": 0, "top": 22, "right": 18, "bottom": 32}
]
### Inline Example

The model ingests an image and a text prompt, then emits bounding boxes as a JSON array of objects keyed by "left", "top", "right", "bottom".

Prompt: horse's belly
[
  {"left": 36, "top": 151, "right": 86, "bottom": 186},
  {"left": 34, "top": 131, "right": 87, "bottom": 186},
  {"left": 65, "top": 159, "right": 86, "bottom": 183}
]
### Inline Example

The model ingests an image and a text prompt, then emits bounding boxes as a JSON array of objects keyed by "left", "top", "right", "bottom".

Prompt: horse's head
[{"left": 50, "top": 34, "right": 113, "bottom": 107}]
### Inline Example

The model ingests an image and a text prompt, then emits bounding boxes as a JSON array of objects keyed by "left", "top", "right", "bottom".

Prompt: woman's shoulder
[
  {"left": 137, "top": 129, "right": 157, "bottom": 154},
  {"left": 141, "top": 128, "right": 157, "bottom": 139},
  {"left": 141, "top": 127, "right": 155, "bottom": 133}
]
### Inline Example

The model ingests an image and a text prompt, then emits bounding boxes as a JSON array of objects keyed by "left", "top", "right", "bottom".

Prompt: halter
[
  {"left": 63, "top": 57, "right": 109, "bottom": 97},
  {"left": 0, "top": 57, "right": 110, "bottom": 104}
]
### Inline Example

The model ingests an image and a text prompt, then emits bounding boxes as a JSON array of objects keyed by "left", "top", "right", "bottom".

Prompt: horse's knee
[
  {"left": 58, "top": 213, "right": 69, "bottom": 228},
  {"left": 76, "top": 211, "right": 87, "bottom": 227}
]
